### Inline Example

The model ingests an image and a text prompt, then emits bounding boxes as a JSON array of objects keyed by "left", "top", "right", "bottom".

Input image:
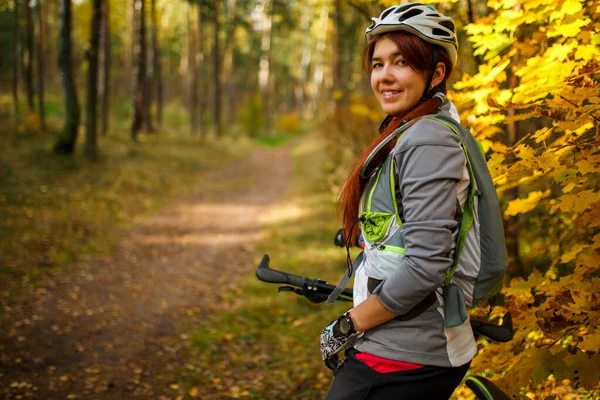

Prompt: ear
[{"left": 431, "top": 62, "right": 446, "bottom": 88}]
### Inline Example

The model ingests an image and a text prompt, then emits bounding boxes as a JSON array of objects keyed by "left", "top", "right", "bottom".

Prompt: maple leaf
[
  {"left": 575, "top": 158, "right": 599, "bottom": 175},
  {"left": 548, "top": 18, "right": 592, "bottom": 38},
  {"left": 553, "top": 189, "right": 598, "bottom": 213},
  {"left": 560, "top": 245, "right": 587, "bottom": 264},
  {"left": 578, "top": 333, "right": 600, "bottom": 353},
  {"left": 549, "top": 0, "right": 584, "bottom": 22},
  {"left": 532, "top": 126, "right": 554, "bottom": 143},
  {"left": 575, "top": 44, "right": 600, "bottom": 61},
  {"left": 504, "top": 190, "right": 551, "bottom": 217}
]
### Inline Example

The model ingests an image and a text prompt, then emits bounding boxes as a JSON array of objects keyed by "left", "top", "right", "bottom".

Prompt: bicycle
[{"left": 255, "top": 254, "right": 512, "bottom": 400}]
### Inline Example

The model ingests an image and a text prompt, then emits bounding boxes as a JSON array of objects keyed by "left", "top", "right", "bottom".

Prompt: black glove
[{"left": 320, "top": 312, "right": 361, "bottom": 371}]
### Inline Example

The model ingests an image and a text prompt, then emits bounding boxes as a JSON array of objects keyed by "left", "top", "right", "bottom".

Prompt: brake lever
[
  {"left": 278, "top": 286, "right": 300, "bottom": 294},
  {"left": 277, "top": 286, "right": 330, "bottom": 303}
]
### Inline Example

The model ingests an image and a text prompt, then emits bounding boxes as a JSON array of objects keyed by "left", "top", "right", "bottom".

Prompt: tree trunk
[
  {"left": 100, "top": 0, "right": 110, "bottom": 136},
  {"left": 464, "top": 0, "right": 484, "bottom": 67},
  {"left": 223, "top": 0, "right": 236, "bottom": 120},
  {"left": 36, "top": 0, "right": 46, "bottom": 131},
  {"left": 23, "top": 0, "right": 35, "bottom": 114},
  {"left": 258, "top": 0, "right": 272, "bottom": 135},
  {"left": 124, "top": 0, "right": 133, "bottom": 96},
  {"left": 213, "top": 0, "right": 222, "bottom": 137},
  {"left": 310, "top": 5, "right": 329, "bottom": 116},
  {"left": 42, "top": 0, "right": 53, "bottom": 77},
  {"left": 84, "top": 0, "right": 102, "bottom": 161},
  {"left": 54, "top": 0, "right": 80, "bottom": 154},
  {"left": 12, "top": 0, "right": 20, "bottom": 123},
  {"left": 188, "top": 4, "right": 198, "bottom": 135},
  {"left": 333, "top": 0, "right": 343, "bottom": 98},
  {"left": 197, "top": 4, "right": 205, "bottom": 138},
  {"left": 332, "top": 0, "right": 344, "bottom": 132},
  {"left": 295, "top": 4, "right": 311, "bottom": 118},
  {"left": 150, "top": 0, "right": 163, "bottom": 127},
  {"left": 131, "top": 0, "right": 147, "bottom": 141},
  {"left": 143, "top": 5, "right": 153, "bottom": 135},
  {"left": 504, "top": 2, "right": 524, "bottom": 279}
]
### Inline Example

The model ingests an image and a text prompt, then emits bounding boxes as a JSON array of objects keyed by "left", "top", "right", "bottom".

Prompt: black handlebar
[
  {"left": 256, "top": 255, "right": 307, "bottom": 287},
  {"left": 471, "top": 313, "right": 514, "bottom": 343},
  {"left": 255, "top": 254, "right": 513, "bottom": 343},
  {"left": 256, "top": 254, "right": 353, "bottom": 303}
]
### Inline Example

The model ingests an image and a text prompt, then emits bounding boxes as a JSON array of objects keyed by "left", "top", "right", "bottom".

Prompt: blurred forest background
[{"left": 0, "top": 0, "right": 599, "bottom": 398}]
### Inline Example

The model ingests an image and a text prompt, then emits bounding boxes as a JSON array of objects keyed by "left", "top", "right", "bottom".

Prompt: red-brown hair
[{"left": 338, "top": 31, "right": 453, "bottom": 242}]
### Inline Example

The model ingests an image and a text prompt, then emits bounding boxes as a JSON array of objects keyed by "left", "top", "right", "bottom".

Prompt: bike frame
[{"left": 255, "top": 254, "right": 512, "bottom": 400}]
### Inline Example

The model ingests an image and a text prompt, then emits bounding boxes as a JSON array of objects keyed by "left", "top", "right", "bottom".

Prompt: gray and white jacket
[{"left": 352, "top": 99, "right": 477, "bottom": 368}]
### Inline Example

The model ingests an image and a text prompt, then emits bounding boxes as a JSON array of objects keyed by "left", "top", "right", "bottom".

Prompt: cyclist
[{"left": 321, "top": 4, "right": 477, "bottom": 399}]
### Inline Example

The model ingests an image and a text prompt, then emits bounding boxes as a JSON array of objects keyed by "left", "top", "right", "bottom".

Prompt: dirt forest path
[{"left": 0, "top": 146, "right": 293, "bottom": 399}]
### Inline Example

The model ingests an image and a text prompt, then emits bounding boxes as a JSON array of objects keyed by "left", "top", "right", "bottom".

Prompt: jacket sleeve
[{"left": 375, "top": 119, "right": 466, "bottom": 315}]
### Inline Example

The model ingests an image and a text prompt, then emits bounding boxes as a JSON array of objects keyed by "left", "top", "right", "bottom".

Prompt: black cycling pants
[{"left": 326, "top": 349, "right": 470, "bottom": 400}]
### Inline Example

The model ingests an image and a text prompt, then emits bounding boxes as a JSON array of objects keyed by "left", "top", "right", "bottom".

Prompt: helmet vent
[
  {"left": 381, "top": 8, "right": 395, "bottom": 20},
  {"left": 432, "top": 27, "right": 452, "bottom": 37},
  {"left": 397, "top": 8, "right": 423, "bottom": 22},
  {"left": 394, "top": 3, "right": 421, "bottom": 13},
  {"left": 426, "top": 13, "right": 441, "bottom": 17},
  {"left": 439, "top": 20, "right": 456, "bottom": 32}
]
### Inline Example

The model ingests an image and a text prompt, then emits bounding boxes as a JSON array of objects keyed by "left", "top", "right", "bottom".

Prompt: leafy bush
[
  {"left": 238, "top": 94, "right": 265, "bottom": 137},
  {"left": 275, "top": 112, "right": 301, "bottom": 135}
]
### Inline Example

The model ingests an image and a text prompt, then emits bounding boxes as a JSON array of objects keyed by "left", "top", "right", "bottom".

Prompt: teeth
[{"left": 383, "top": 91, "right": 399, "bottom": 95}]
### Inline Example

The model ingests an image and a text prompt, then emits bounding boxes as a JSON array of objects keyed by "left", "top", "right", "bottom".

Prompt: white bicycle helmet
[{"left": 365, "top": 3, "right": 458, "bottom": 66}]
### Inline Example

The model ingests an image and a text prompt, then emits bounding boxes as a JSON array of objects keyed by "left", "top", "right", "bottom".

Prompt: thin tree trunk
[
  {"left": 213, "top": 0, "right": 222, "bottom": 137},
  {"left": 188, "top": 4, "right": 198, "bottom": 135},
  {"left": 295, "top": 4, "right": 311, "bottom": 118},
  {"left": 36, "top": 0, "right": 46, "bottom": 131},
  {"left": 12, "top": 0, "right": 20, "bottom": 123},
  {"left": 100, "top": 0, "right": 110, "bottom": 136},
  {"left": 311, "top": 5, "right": 328, "bottom": 116},
  {"left": 143, "top": 3, "right": 153, "bottom": 135},
  {"left": 223, "top": 0, "right": 236, "bottom": 120},
  {"left": 258, "top": 0, "right": 272, "bottom": 135},
  {"left": 150, "top": 0, "right": 162, "bottom": 127},
  {"left": 464, "top": 0, "right": 484, "bottom": 67},
  {"left": 42, "top": 0, "right": 52, "bottom": 76},
  {"left": 54, "top": 0, "right": 80, "bottom": 154},
  {"left": 84, "top": 0, "right": 102, "bottom": 160},
  {"left": 23, "top": 0, "right": 35, "bottom": 113},
  {"left": 333, "top": 0, "right": 343, "bottom": 101},
  {"left": 125, "top": 0, "right": 133, "bottom": 96},
  {"left": 131, "top": 0, "right": 147, "bottom": 141},
  {"left": 504, "top": 2, "right": 524, "bottom": 278},
  {"left": 197, "top": 4, "right": 205, "bottom": 137}
]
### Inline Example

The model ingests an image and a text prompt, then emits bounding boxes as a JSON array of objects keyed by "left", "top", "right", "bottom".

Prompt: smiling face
[{"left": 370, "top": 37, "right": 428, "bottom": 117}]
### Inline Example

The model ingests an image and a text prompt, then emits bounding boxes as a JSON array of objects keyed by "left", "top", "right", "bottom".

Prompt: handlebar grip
[
  {"left": 256, "top": 255, "right": 307, "bottom": 288},
  {"left": 471, "top": 313, "right": 513, "bottom": 343}
]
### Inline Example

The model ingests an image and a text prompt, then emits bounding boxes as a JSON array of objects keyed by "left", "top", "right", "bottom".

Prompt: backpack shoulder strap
[
  {"left": 425, "top": 116, "right": 478, "bottom": 285},
  {"left": 327, "top": 251, "right": 364, "bottom": 304}
]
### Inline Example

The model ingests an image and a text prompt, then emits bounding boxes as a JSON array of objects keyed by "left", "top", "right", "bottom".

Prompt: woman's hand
[{"left": 320, "top": 313, "right": 361, "bottom": 370}]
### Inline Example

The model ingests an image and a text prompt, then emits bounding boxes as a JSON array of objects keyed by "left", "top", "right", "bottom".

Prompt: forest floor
[{"left": 0, "top": 144, "right": 293, "bottom": 399}]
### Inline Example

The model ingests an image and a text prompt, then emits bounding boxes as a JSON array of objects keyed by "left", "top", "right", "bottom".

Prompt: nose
[{"left": 379, "top": 63, "right": 394, "bottom": 83}]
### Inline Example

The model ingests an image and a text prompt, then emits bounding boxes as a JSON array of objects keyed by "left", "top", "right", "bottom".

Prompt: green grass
[
  {"left": 253, "top": 130, "right": 292, "bottom": 147},
  {"left": 0, "top": 102, "right": 251, "bottom": 286},
  {"left": 183, "top": 133, "right": 352, "bottom": 399}
]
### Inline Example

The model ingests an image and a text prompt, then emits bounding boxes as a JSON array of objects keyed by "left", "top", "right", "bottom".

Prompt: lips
[{"left": 381, "top": 89, "right": 402, "bottom": 100}]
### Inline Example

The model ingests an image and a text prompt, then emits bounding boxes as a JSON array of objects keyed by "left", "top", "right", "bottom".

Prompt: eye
[
  {"left": 372, "top": 62, "right": 383, "bottom": 69},
  {"left": 396, "top": 58, "right": 406, "bottom": 66}
]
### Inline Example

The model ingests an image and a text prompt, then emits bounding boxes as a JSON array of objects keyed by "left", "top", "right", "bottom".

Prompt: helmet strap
[{"left": 419, "top": 48, "right": 439, "bottom": 102}]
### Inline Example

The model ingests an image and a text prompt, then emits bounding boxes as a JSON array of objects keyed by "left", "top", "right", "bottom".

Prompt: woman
[{"left": 320, "top": 4, "right": 476, "bottom": 399}]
